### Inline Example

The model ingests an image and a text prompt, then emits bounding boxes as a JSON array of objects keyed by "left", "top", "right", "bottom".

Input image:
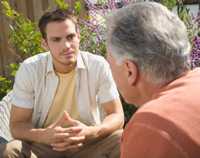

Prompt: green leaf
[
  {"left": 54, "top": 0, "right": 68, "bottom": 10},
  {"left": 74, "top": 1, "right": 82, "bottom": 15},
  {"left": 160, "top": 0, "right": 176, "bottom": 10}
]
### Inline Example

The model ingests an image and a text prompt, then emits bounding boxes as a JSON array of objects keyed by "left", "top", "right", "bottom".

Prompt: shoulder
[
  {"left": 130, "top": 99, "right": 176, "bottom": 132},
  {"left": 22, "top": 52, "right": 50, "bottom": 66},
  {"left": 80, "top": 51, "right": 108, "bottom": 66},
  {"left": 80, "top": 51, "right": 111, "bottom": 76},
  {"left": 80, "top": 52, "right": 112, "bottom": 79},
  {"left": 19, "top": 52, "right": 50, "bottom": 72},
  {"left": 125, "top": 98, "right": 178, "bottom": 135},
  {"left": 15, "top": 52, "right": 51, "bottom": 80}
]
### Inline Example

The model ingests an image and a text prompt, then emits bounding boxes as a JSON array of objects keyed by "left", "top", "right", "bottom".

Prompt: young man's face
[{"left": 43, "top": 19, "right": 80, "bottom": 73}]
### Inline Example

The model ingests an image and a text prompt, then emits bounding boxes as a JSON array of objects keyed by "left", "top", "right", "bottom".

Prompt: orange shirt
[{"left": 121, "top": 68, "right": 200, "bottom": 158}]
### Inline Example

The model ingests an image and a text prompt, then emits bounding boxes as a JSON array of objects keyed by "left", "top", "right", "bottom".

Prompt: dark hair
[{"left": 38, "top": 9, "right": 78, "bottom": 39}]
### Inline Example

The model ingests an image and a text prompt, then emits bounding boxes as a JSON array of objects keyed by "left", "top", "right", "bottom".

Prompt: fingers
[
  {"left": 62, "top": 111, "right": 78, "bottom": 126},
  {"left": 48, "top": 118, "right": 64, "bottom": 128},
  {"left": 55, "top": 126, "right": 82, "bottom": 133},
  {"left": 49, "top": 111, "right": 78, "bottom": 128},
  {"left": 50, "top": 126, "right": 82, "bottom": 144},
  {"left": 53, "top": 143, "right": 83, "bottom": 152},
  {"left": 54, "top": 131, "right": 76, "bottom": 140},
  {"left": 51, "top": 136, "right": 85, "bottom": 151}
]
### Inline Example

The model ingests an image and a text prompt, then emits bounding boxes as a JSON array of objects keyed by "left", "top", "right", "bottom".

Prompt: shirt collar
[
  {"left": 46, "top": 52, "right": 54, "bottom": 74},
  {"left": 46, "top": 51, "right": 86, "bottom": 75},
  {"left": 76, "top": 51, "right": 86, "bottom": 69}
]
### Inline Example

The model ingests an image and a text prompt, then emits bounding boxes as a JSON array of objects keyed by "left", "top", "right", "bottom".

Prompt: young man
[
  {"left": 0, "top": 9, "right": 124, "bottom": 158},
  {"left": 106, "top": 2, "right": 200, "bottom": 158}
]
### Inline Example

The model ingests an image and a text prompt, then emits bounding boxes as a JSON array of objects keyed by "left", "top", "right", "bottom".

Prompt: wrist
[
  {"left": 88, "top": 125, "right": 108, "bottom": 141},
  {"left": 31, "top": 128, "right": 46, "bottom": 144}
]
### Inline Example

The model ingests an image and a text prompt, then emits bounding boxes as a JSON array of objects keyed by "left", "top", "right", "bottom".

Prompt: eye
[
  {"left": 66, "top": 34, "right": 76, "bottom": 41},
  {"left": 51, "top": 37, "right": 61, "bottom": 42}
]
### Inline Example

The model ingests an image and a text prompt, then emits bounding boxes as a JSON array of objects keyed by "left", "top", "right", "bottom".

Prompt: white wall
[{"left": 173, "top": 4, "right": 199, "bottom": 16}]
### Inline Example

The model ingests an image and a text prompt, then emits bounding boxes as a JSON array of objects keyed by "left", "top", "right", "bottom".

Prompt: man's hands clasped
[{"left": 42, "top": 111, "right": 99, "bottom": 152}]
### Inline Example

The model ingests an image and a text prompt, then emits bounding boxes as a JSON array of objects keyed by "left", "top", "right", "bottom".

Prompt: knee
[
  {"left": 111, "top": 129, "right": 123, "bottom": 141},
  {"left": 105, "top": 130, "right": 123, "bottom": 158},
  {"left": 1, "top": 140, "right": 22, "bottom": 158},
  {"left": 103, "top": 129, "right": 123, "bottom": 149}
]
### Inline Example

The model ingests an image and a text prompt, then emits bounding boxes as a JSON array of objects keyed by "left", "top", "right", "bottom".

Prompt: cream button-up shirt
[{"left": 12, "top": 51, "right": 119, "bottom": 128}]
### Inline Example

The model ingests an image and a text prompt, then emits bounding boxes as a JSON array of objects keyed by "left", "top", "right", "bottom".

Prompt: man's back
[{"left": 121, "top": 68, "right": 200, "bottom": 158}]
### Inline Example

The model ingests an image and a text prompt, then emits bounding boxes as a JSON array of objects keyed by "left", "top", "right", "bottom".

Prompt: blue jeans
[{"left": 0, "top": 136, "right": 8, "bottom": 144}]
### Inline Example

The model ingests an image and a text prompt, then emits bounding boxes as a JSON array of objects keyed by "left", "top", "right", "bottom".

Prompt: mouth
[
  {"left": 62, "top": 52, "right": 74, "bottom": 59},
  {"left": 62, "top": 51, "right": 74, "bottom": 55}
]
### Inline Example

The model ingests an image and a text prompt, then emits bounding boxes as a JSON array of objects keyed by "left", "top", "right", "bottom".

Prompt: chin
[
  {"left": 124, "top": 97, "right": 133, "bottom": 104},
  {"left": 122, "top": 95, "right": 138, "bottom": 107},
  {"left": 64, "top": 58, "right": 76, "bottom": 64},
  {"left": 120, "top": 93, "right": 130, "bottom": 104}
]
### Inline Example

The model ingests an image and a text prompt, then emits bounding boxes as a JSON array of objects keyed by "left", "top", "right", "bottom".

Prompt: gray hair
[{"left": 106, "top": 2, "right": 191, "bottom": 85}]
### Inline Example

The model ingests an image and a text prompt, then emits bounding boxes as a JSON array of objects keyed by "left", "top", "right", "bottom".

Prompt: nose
[{"left": 63, "top": 40, "right": 71, "bottom": 49}]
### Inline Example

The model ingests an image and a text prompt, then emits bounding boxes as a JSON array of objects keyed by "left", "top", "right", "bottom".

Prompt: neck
[
  {"left": 134, "top": 78, "right": 163, "bottom": 106},
  {"left": 54, "top": 62, "right": 76, "bottom": 73}
]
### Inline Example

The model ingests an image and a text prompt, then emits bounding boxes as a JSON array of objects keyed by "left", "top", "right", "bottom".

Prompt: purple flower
[
  {"left": 80, "top": 0, "right": 133, "bottom": 54},
  {"left": 191, "top": 35, "right": 200, "bottom": 68}
]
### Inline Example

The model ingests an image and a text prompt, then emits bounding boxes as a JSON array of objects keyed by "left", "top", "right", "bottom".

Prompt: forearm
[
  {"left": 99, "top": 113, "right": 123, "bottom": 135},
  {"left": 90, "top": 113, "right": 124, "bottom": 140},
  {"left": 10, "top": 122, "right": 45, "bottom": 143}
]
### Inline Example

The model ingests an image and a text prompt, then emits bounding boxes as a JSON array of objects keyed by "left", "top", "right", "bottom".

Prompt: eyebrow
[
  {"left": 49, "top": 33, "right": 76, "bottom": 39},
  {"left": 66, "top": 33, "right": 76, "bottom": 37},
  {"left": 49, "top": 36, "right": 61, "bottom": 40}
]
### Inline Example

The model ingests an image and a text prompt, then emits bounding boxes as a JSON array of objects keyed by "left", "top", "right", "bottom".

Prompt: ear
[
  {"left": 124, "top": 60, "right": 138, "bottom": 86},
  {"left": 41, "top": 39, "right": 49, "bottom": 51}
]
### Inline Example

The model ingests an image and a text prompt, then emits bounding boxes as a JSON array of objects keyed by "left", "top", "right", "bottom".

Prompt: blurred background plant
[
  {"left": 0, "top": 0, "right": 44, "bottom": 98},
  {"left": 161, "top": 0, "right": 200, "bottom": 68},
  {"left": 0, "top": 0, "right": 200, "bottom": 121}
]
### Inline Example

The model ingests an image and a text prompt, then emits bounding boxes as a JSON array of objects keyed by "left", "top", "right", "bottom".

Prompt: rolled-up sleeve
[
  {"left": 12, "top": 63, "right": 34, "bottom": 109},
  {"left": 97, "top": 59, "right": 119, "bottom": 104}
]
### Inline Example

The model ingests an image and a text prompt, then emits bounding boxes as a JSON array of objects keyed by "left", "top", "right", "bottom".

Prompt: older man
[{"left": 106, "top": 2, "right": 200, "bottom": 158}]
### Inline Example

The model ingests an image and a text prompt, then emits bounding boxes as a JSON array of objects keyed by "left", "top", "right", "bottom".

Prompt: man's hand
[
  {"left": 37, "top": 112, "right": 85, "bottom": 152},
  {"left": 50, "top": 111, "right": 100, "bottom": 151},
  {"left": 9, "top": 106, "right": 84, "bottom": 147},
  {"left": 41, "top": 125, "right": 83, "bottom": 146}
]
